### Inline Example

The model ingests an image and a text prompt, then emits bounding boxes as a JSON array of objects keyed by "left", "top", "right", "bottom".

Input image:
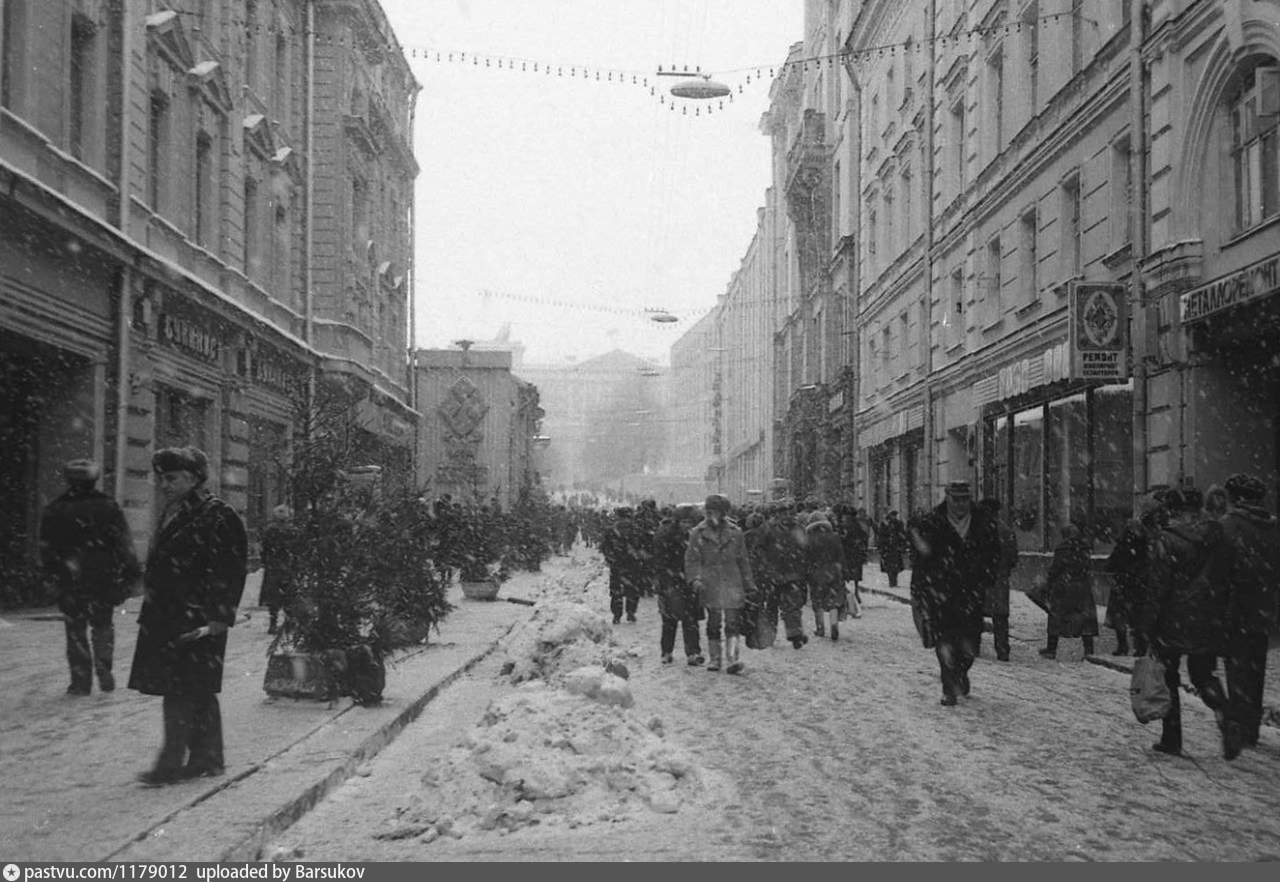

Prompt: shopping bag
[
  {"left": 1025, "top": 576, "right": 1050, "bottom": 613},
  {"left": 1130, "top": 655, "right": 1171, "bottom": 724}
]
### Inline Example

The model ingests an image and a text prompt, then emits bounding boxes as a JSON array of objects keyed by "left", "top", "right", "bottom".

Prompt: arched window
[{"left": 1228, "top": 57, "right": 1280, "bottom": 233}]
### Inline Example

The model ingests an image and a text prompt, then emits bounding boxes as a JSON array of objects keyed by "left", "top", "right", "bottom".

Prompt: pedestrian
[
  {"left": 1204, "top": 484, "right": 1228, "bottom": 520},
  {"left": 1218, "top": 473, "right": 1280, "bottom": 753},
  {"left": 743, "top": 507, "right": 775, "bottom": 649},
  {"left": 879, "top": 510, "right": 908, "bottom": 588},
  {"left": 129, "top": 447, "right": 248, "bottom": 786},
  {"left": 653, "top": 504, "right": 704, "bottom": 665},
  {"left": 39, "top": 459, "right": 141, "bottom": 695},
  {"left": 805, "top": 510, "right": 846, "bottom": 640},
  {"left": 258, "top": 504, "right": 298, "bottom": 636},
  {"left": 766, "top": 499, "right": 811, "bottom": 649},
  {"left": 600, "top": 506, "right": 643, "bottom": 624},
  {"left": 1038, "top": 524, "right": 1099, "bottom": 659},
  {"left": 685, "top": 493, "right": 755, "bottom": 674},
  {"left": 1142, "top": 486, "right": 1233, "bottom": 759},
  {"left": 1103, "top": 493, "right": 1165, "bottom": 657},
  {"left": 836, "top": 504, "right": 869, "bottom": 618},
  {"left": 910, "top": 482, "right": 1000, "bottom": 706},
  {"left": 977, "top": 498, "right": 1018, "bottom": 661}
]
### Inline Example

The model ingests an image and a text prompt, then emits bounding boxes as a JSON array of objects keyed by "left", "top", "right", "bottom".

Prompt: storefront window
[
  {"left": 1091, "top": 381, "right": 1134, "bottom": 553},
  {"left": 1045, "top": 393, "right": 1088, "bottom": 548},
  {"left": 987, "top": 414, "right": 1010, "bottom": 508},
  {"left": 1012, "top": 406, "right": 1044, "bottom": 550}
]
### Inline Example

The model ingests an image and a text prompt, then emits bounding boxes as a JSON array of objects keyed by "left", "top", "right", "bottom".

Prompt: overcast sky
[{"left": 378, "top": 0, "right": 803, "bottom": 366}]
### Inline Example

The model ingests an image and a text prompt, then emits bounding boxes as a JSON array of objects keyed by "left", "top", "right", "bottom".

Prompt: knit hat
[
  {"left": 1225, "top": 473, "right": 1267, "bottom": 503},
  {"left": 152, "top": 446, "right": 209, "bottom": 483},
  {"left": 63, "top": 459, "right": 100, "bottom": 484}
]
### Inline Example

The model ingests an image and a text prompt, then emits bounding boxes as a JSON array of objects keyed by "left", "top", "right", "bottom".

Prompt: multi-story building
[{"left": 0, "top": 0, "right": 418, "bottom": 600}]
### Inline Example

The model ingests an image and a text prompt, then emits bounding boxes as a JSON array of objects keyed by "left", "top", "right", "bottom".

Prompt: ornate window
[{"left": 1231, "top": 63, "right": 1280, "bottom": 233}]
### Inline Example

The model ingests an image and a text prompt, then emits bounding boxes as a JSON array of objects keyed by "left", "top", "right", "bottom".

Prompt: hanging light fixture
[{"left": 657, "top": 67, "right": 731, "bottom": 100}]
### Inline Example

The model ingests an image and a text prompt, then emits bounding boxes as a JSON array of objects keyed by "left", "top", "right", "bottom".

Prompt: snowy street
[{"left": 264, "top": 545, "right": 1280, "bottom": 862}]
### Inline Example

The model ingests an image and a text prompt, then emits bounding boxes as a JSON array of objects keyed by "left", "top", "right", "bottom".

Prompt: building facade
[{"left": 0, "top": 0, "right": 418, "bottom": 601}]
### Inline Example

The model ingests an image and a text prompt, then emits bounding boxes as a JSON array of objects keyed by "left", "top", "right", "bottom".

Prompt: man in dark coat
[
  {"left": 835, "top": 504, "right": 869, "bottom": 617},
  {"left": 653, "top": 504, "right": 703, "bottom": 665},
  {"left": 1143, "top": 486, "right": 1233, "bottom": 759},
  {"left": 765, "top": 499, "right": 810, "bottom": 649},
  {"left": 910, "top": 482, "right": 1000, "bottom": 706},
  {"left": 978, "top": 498, "right": 1018, "bottom": 661},
  {"left": 130, "top": 446, "right": 247, "bottom": 785},
  {"left": 40, "top": 459, "right": 140, "bottom": 695},
  {"left": 600, "top": 506, "right": 644, "bottom": 624},
  {"left": 1103, "top": 493, "right": 1166, "bottom": 657},
  {"left": 1218, "top": 473, "right": 1280, "bottom": 752},
  {"left": 258, "top": 504, "right": 298, "bottom": 635},
  {"left": 879, "top": 510, "right": 908, "bottom": 587}
]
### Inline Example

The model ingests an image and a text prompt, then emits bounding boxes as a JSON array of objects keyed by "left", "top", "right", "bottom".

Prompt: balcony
[{"left": 784, "top": 109, "right": 829, "bottom": 201}]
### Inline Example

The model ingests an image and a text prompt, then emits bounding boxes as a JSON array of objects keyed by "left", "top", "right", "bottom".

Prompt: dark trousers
[
  {"left": 777, "top": 579, "right": 808, "bottom": 639},
  {"left": 156, "top": 692, "right": 224, "bottom": 772},
  {"left": 985, "top": 614, "right": 1010, "bottom": 659},
  {"left": 704, "top": 607, "right": 743, "bottom": 640},
  {"left": 1157, "top": 650, "right": 1226, "bottom": 753},
  {"left": 1225, "top": 633, "right": 1269, "bottom": 745},
  {"left": 660, "top": 612, "right": 702, "bottom": 657},
  {"left": 886, "top": 568, "right": 902, "bottom": 588},
  {"left": 608, "top": 569, "right": 641, "bottom": 620},
  {"left": 935, "top": 630, "right": 979, "bottom": 699},
  {"left": 65, "top": 605, "right": 114, "bottom": 691}
]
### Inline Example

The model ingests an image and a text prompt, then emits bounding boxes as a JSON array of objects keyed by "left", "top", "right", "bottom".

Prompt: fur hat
[
  {"left": 1163, "top": 486, "right": 1203, "bottom": 513},
  {"left": 63, "top": 459, "right": 100, "bottom": 484},
  {"left": 704, "top": 494, "right": 731, "bottom": 513},
  {"left": 152, "top": 446, "right": 209, "bottom": 483},
  {"left": 1225, "top": 473, "right": 1267, "bottom": 503}
]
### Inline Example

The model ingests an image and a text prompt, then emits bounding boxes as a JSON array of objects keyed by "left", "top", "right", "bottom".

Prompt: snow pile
[
  {"left": 498, "top": 598, "right": 622, "bottom": 685},
  {"left": 373, "top": 681, "right": 706, "bottom": 842}
]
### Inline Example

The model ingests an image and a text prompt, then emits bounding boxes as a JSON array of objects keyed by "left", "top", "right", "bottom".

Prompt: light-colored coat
[{"left": 684, "top": 518, "right": 755, "bottom": 610}]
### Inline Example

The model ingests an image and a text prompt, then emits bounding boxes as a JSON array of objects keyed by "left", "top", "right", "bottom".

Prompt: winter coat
[
  {"left": 128, "top": 490, "right": 248, "bottom": 696},
  {"left": 1103, "top": 518, "right": 1156, "bottom": 628},
  {"left": 1045, "top": 533, "right": 1099, "bottom": 638},
  {"left": 39, "top": 486, "right": 140, "bottom": 616},
  {"left": 1144, "top": 514, "right": 1230, "bottom": 655},
  {"left": 837, "top": 519, "right": 869, "bottom": 583},
  {"left": 744, "top": 522, "right": 776, "bottom": 587},
  {"left": 684, "top": 518, "right": 755, "bottom": 611},
  {"left": 805, "top": 520, "right": 845, "bottom": 610},
  {"left": 1218, "top": 503, "right": 1280, "bottom": 638},
  {"left": 653, "top": 518, "right": 699, "bottom": 620},
  {"left": 763, "top": 516, "right": 808, "bottom": 584},
  {"left": 257, "top": 520, "right": 300, "bottom": 609},
  {"left": 910, "top": 503, "right": 999, "bottom": 639},
  {"left": 879, "top": 517, "right": 908, "bottom": 575},
  {"left": 982, "top": 520, "right": 1019, "bottom": 617},
  {"left": 600, "top": 516, "right": 644, "bottom": 576}
]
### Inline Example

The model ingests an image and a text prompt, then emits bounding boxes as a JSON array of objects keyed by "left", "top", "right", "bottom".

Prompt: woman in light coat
[{"left": 685, "top": 494, "right": 756, "bottom": 674}]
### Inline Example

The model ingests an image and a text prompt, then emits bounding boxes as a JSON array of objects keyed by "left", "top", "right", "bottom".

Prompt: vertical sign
[{"left": 1069, "top": 281, "right": 1128, "bottom": 380}]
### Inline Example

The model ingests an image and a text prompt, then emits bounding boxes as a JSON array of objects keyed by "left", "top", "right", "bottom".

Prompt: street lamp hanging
[{"left": 657, "top": 66, "right": 731, "bottom": 100}]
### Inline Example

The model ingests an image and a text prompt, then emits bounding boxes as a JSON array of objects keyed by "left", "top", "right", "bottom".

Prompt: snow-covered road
[{"left": 266, "top": 545, "right": 1280, "bottom": 861}]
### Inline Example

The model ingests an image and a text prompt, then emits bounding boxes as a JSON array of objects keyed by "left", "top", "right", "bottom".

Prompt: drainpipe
[
  {"left": 112, "top": 0, "right": 135, "bottom": 505},
  {"left": 304, "top": 0, "right": 315, "bottom": 349},
  {"left": 920, "top": 0, "right": 937, "bottom": 509},
  {"left": 1130, "top": 0, "right": 1149, "bottom": 501}
]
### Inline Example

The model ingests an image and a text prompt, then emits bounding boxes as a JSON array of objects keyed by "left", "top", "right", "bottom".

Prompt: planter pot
[
  {"left": 263, "top": 650, "right": 345, "bottom": 700},
  {"left": 460, "top": 580, "right": 501, "bottom": 601}
]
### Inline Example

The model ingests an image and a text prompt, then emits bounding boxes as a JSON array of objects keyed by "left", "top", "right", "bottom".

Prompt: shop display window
[
  {"left": 1045, "top": 393, "right": 1088, "bottom": 548},
  {"left": 1091, "top": 382, "right": 1135, "bottom": 553},
  {"left": 1012, "top": 406, "right": 1044, "bottom": 550}
]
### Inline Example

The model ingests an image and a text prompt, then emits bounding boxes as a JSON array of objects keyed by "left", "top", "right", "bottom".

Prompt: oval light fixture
[
  {"left": 670, "top": 76, "right": 731, "bottom": 100},
  {"left": 647, "top": 308, "right": 679, "bottom": 323}
]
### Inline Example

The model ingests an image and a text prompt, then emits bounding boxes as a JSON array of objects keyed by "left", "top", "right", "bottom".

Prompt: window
[
  {"left": 950, "top": 92, "right": 966, "bottom": 194},
  {"left": 273, "top": 197, "right": 290, "bottom": 298},
  {"left": 901, "top": 166, "right": 914, "bottom": 243},
  {"left": 833, "top": 159, "right": 841, "bottom": 241},
  {"left": 947, "top": 268, "right": 965, "bottom": 350},
  {"left": 69, "top": 15, "right": 95, "bottom": 160},
  {"left": 1231, "top": 64, "right": 1280, "bottom": 233},
  {"left": 1045, "top": 392, "right": 1088, "bottom": 546},
  {"left": 1071, "top": 0, "right": 1084, "bottom": 76},
  {"left": 902, "top": 37, "right": 915, "bottom": 105},
  {"left": 2, "top": 0, "right": 26, "bottom": 110},
  {"left": 1023, "top": 0, "right": 1040, "bottom": 111},
  {"left": 881, "top": 325, "right": 891, "bottom": 372},
  {"left": 244, "top": 177, "right": 260, "bottom": 279},
  {"left": 985, "top": 235, "right": 1003, "bottom": 326},
  {"left": 1110, "top": 135, "right": 1132, "bottom": 246},
  {"left": 244, "top": 0, "right": 258, "bottom": 94},
  {"left": 1061, "top": 173, "right": 1082, "bottom": 279},
  {"left": 870, "top": 92, "right": 880, "bottom": 136},
  {"left": 194, "top": 132, "right": 213, "bottom": 246},
  {"left": 352, "top": 177, "right": 369, "bottom": 249},
  {"left": 899, "top": 310, "right": 911, "bottom": 375},
  {"left": 1011, "top": 406, "right": 1044, "bottom": 551},
  {"left": 274, "top": 32, "right": 289, "bottom": 126},
  {"left": 883, "top": 186, "right": 895, "bottom": 253},
  {"left": 867, "top": 208, "right": 878, "bottom": 259},
  {"left": 986, "top": 43, "right": 1005, "bottom": 157},
  {"left": 147, "top": 90, "right": 170, "bottom": 211},
  {"left": 1020, "top": 207, "right": 1038, "bottom": 305}
]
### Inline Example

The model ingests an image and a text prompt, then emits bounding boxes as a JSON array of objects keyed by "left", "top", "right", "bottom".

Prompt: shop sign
[
  {"left": 1069, "top": 281, "right": 1128, "bottom": 381},
  {"left": 1180, "top": 253, "right": 1280, "bottom": 324},
  {"left": 159, "top": 311, "right": 222, "bottom": 363},
  {"left": 995, "top": 341, "right": 1069, "bottom": 401}
]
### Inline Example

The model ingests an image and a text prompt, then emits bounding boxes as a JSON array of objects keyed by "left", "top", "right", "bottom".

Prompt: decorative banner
[{"left": 1069, "top": 281, "right": 1128, "bottom": 381}]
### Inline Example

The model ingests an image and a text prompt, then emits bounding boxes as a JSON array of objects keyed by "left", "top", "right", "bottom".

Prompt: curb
[{"left": 217, "top": 624, "right": 518, "bottom": 862}]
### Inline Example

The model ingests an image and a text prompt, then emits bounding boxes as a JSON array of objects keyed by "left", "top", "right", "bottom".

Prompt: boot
[
  {"left": 1083, "top": 636, "right": 1095, "bottom": 657},
  {"left": 726, "top": 636, "right": 744, "bottom": 674},
  {"left": 707, "top": 639, "right": 722, "bottom": 672}
]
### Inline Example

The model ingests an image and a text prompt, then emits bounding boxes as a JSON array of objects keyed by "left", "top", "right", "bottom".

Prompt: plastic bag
[{"left": 1130, "top": 655, "right": 1171, "bottom": 724}]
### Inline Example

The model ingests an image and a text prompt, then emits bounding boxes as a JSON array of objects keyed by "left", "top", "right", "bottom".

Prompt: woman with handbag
[{"left": 1038, "top": 524, "right": 1099, "bottom": 659}]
